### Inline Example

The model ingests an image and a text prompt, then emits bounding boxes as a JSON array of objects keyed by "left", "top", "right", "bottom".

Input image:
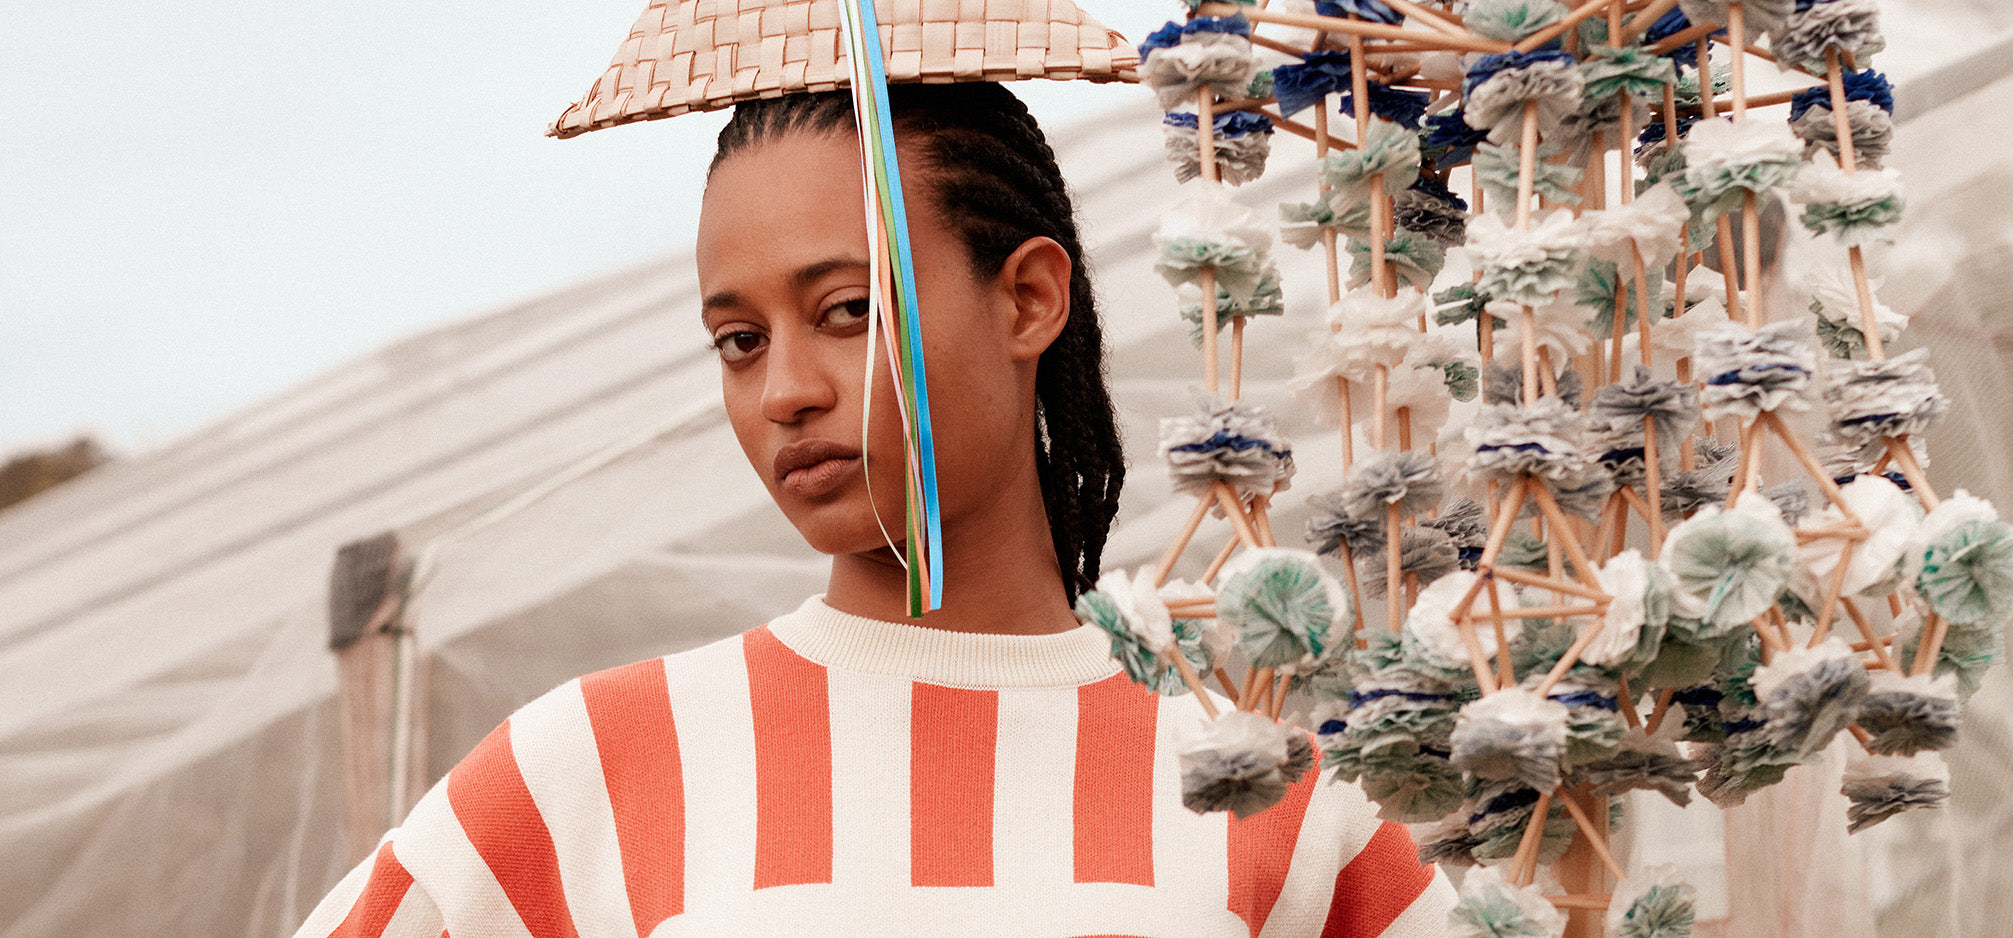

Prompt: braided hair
[{"left": 709, "top": 83, "right": 1125, "bottom": 603}]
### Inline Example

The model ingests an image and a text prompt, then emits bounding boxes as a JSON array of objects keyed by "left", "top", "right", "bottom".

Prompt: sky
[
  {"left": 4, "top": 2, "right": 2006, "bottom": 458},
  {"left": 0, "top": 1, "right": 1168, "bottom": 456}
]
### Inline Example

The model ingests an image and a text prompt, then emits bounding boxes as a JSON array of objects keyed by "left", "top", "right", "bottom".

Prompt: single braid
[{"left": 711, "top": 84, "right": 1125, "bottom": 603}]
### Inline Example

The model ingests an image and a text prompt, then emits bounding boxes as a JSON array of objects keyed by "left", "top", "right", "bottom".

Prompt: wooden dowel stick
[
  {"left": 1153, "top": 496, "right": 1216, "bottom": 586},
  {"left": 1812, "top": 539, "right": 1856, "bottom": 645},
  {"left": 1885, "top": 438, "right": 1941, "bottom": 510},
  {"left": 1515, "top": 0, "right": 1617, "bottom": 52},
  {"left": 1510, "top": 790, "right": 1556, "bottom": 886},
  {"left": 1839, "top": 598, "right": 1899, "bottom": 672},
  {"left": 1201, "top": 533, "right": 1240, "bottom": 585},
  {"left": 1387, "top": 500, "right": 1405, "bottom": 633},
  {"left": 1193, "top": 2, "right": 1514, "bottom": 53},
  {"left": 1173, "top": 653, "right": 1219, "bottom": 718},
  {"left": 1619, "top": 0, "right": 1680, "bottom": 42},
  {"left": 1213, "top": 483, "right": 1265, "bottom": 551},
  {"left": 1528, "top": 484, "right": 1609, "bottom": 591},
  {"left": 1490, "top": 566, "right": 1612, "bottom": 602},
  {"left": 1644, "top": 686, "right": 1677, "bottom": 735},
  {"left": 1489, "top": 578, "right": 1516, "bottom": 690},
  {"left": 1558, "top": 789, "right": 1629, "bottom": 882}
]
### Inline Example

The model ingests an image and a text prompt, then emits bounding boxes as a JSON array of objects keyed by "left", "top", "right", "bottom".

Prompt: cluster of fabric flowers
[{"left": 1107, "top": 0, "right": 1997, "bottom": 933}]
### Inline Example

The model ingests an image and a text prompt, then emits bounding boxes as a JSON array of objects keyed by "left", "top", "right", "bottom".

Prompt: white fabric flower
[
  {"left": 1094, "top": 567, "right": 1177, "bottom": 658},
  {"left": 1583, "top": 181, "right": 1691, "bottom": 266},
  {"left": 1406, "top": 571, "right": 1518, "bottom": 670},
  {"left": 1153, "top": 185, "right": 1275, "bottom": 302},
  {"left": 1792, "top": 475, "right": 1921, "bottom": 604}
]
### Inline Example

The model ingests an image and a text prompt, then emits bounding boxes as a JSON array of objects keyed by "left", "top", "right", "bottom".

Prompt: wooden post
[{"left": 328, "top": 531, "right": 425, "bottom": 864}]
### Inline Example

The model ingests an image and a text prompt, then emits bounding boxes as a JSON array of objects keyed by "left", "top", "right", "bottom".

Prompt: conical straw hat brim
[{"left": 549, "top": 0, "right": 1140, "bottom": 139}]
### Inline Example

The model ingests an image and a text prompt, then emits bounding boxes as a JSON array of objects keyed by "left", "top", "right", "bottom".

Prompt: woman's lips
[
  {"left": 780, "top": 455, "right": 860, "bottom": 498},
  {"left": 773, "top": 439, "right": 862, "bottom": 499}
]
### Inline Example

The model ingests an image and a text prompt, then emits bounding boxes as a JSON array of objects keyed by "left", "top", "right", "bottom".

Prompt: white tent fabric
[{"left": 5, "top": 18, "right": 2013, "bottom": 936}]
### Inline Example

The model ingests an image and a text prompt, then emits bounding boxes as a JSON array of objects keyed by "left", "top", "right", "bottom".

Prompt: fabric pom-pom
[
  {"left": 1857, "top": 670, "right": 1960, "bottom": 756},
  {"left": 1912, "top": 491, "right": 2013, "bottom": 626},
  {"left": 1321, "top": 118, "right": 1421, "bottom": 210},
  {"left": 1163, "top": 111, "right": 1274, "bottom": 186},
  {"left": 1789, "top": 98, "right": 1893, "bottom": 169},
  {"left": 1770, "top": 0, "right": 1884, "bottom": 75},
  {"left": 1425, "top": 497, "right": 1491, "bottom": 570},
  {"left": 1448, "top": 863, "right": 1567, "bottom": 938},
  {"left": 1790, "top": 160, "right": 1903, "bottom": 246},
  {"left": 1468, "top": 211, "right": 1588, "bottom": 308},
  {"left": 1841, "top": 751, "right": 1948, "bottom": 833},
  {"left": 1583, "top": 549, "right": 1672, "bottom": 668},
  {"left": 1176, "top": 267, "right": 1286, "bottom": 345},
  {"left": 1791, "top": 474, "right": 1918, "bottom": 604},
  {"left": 1346, "top": 233, "right": 1446, "bottom": 292},
  {"left": 1475, "top": 141, "right": 1584, "bottom": 210},
  {"left": 1356, "top": 527, "right": 1461, "bottom": 598},
  {"left": 1466, "top": 778, "right": 1576, "bottom": 863},
  {"left": 1270, "top": 50, "right": 1353, "bottom": 118},
  {"left": 1279, "top": 197, "right": 1370, "bottom": 247},
  {"left": 1694, "top": 319, "right": 1819, "bottom": 421},
  {"left": 1159, "top": 395, "right": 1293, "bottom": 501},
  {"left": 1662, "top": 497, "right": 1797, "bottom": 634},
  {"left": 1141, "top": 19, "right": 1257, "bottom": 110},
  {"left": 1467, "top": 396, "right": 1591, "bottom": 484},
  {"left": 1463, "top": 0, "right": 1568, "bottom": 43},
  {"left": 1406, "top": 571, "right": 1516, "bottom": 671},
  {"left": 1306, "top": 492, "right": 1386, "bottom": 559},
  {"left": 1806, "top": 265, "right": 1906, "bottom": 357},
  {"left": 1416, "top": 816, "right": 1485, "bottom": 868},
  {"left": 1584, "top": 182, "right": 1691, "bottom": 266},
  {"left": 1749, "top": 637, "right": 1870, "bottom": 758},
  {"left": 1674, "top": 117, "right": 1804, "bottom": 218},
  {"left": 1180, "top": 710, "right": 1299, "bottom": 818},
  {"left": 1393, "top": 183, "right": 1470, "bottom": 246},
  {"left": 1464, "top": 51, "right": 1586, "bottom": 145},
  {"left": 1452, "top": 688, "right": 1572, "bottom": 792},
  {"left": 1822, "top": 347, "right": 1943, "bottom": 448},
  {"left": 1484, "top": 357, "right": 1584, "bottom": 409},
  {"left": 1591, "top": 365, "right": 1701, "bottom": 459},
  {"left": 1679, "top": 0, "right": 1794, "bottom": 35},
  {"left": 1423, "top": 108, "right": 1492, "bottom": 170},
  {"left": 1153, "top": 186, "right": 1275, "bottom": 303},
  {"left": 1581, "top": 43, "right": 1678, "bottom": 100},
  {"left": 1659, "top": 437, "right": 1740, "bottom": 520},
  {"left": 1219, "top": 547, "right": 1348, "bottom": 671},
  {"left": 1577, "top": 729, "right": 1697, "bottom": 806},
  {"left": 1606, "top": 864, "right": 1698, "bottom": 938},
  {"left": 1337, "top": 449, "right": 1443, "bottom": 521}
]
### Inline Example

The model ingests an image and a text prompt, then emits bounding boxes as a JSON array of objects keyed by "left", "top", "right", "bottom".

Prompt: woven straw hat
[{"left": 549, "top": 0, "right": 1140, "bottom": 138}]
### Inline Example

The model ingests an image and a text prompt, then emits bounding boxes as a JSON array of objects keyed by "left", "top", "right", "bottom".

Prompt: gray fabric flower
[
  {"left": 1415, "top": 817, "right": 1484, "bottom": 868},
  {"left": 1467, "top": 59, "right": 1587, "bottom": 145},
  {"left": 1391, "top": 188, "right": 1468, "bottom": 246},
  {"left": 1164, "top": 120, "right": 1273, "bottom": 186},
  {"left": 1421, "top": 497, "right": 1489, "bottom": 569},
  {"left": 1661, "top": 438, "right": 1741, "bottom": 520},
  {"left": 1858, "top": 671, "right": 1960, "bottom": 756},
  {"left": 1790, "top": 99, "right": 1893, "bottom": 169},
  {"left": 1160, "top": 396, "right": 1292, "bottom": 500},
  {"left": 1576, "top": 730, "right": 1698, "bottom": 806},
  {"left": 1591, "top": 365, "right": 1700, "bottom": 456},
  {"left": 1485, "top": 359, "right": 1585, "bottom": 409},
  {"left": 1842, "top": 755, "right": 1949, "bottom": 833},
  {"left": 1143, "top": 33, "right": 1257, "bottom": 110},
  {"left": 1751, "top": 639, "right": 1870, "bottom": 758},
  {"left": 1679, "top": 0, "right": 1794, "bottom": 35},
  {"left": 1770, "top": 0, "right": 1885, "bottom": 74},
  {"left": 1355, "top": 526, "right": 1460, "bottom": 597},
  {"left": 1306, "top": 492, "right": 1385, "bottom": 558},
  {"left": 1695, "top": 320, "right": 1819, "bottom": 421},
  {"left": 1180, "top": 710, "right": 1298, "bottom": 818},
  {"left": 1822, "top": 347, "right": 1945, "bottom": 448},
  {"left": 1464, "top": 777, "right": 1575, "bottom": 863},
  {"left": 1337, "top": 450, "right": 1443, "bottom": 521},
  {"left": 1452, "top": 688, "right": 1572, "bottom": 792},
  {"left": 1466, "top": 396, "right": 1590, "bottom": 483},
  {"left": 1763, "top": 482, "right": 1811, "bottom": 527}
]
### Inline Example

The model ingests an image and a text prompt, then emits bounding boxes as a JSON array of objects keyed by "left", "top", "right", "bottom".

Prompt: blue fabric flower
[
  {"left": 1164, "top": 110, "right": 1277, "bottom": 138},
  {"left": 1462, "top": 49, "right": 1579, "bottom": 99},
  {"left": 1408, "top": 175, "right": 1469, "bottom": 212},
  {"left": 1422, "top": 110, "right": 1490, "bottom": 170},
  {"left": 1315, "top": 0, "right": 1404, "bottom": 26},
  {"left": 1271, "top": 50, "right": 1353, "bottom": 117},
  {"left": 1347, "top": 82, "right": 1432, "bottom": 129},
  {"left": 1636, "top": 114, "right": 1702, "bottom": 153},
  {"left": 1789, "top": 68, "right": 1893, "bottom": 122},
  {"left": 1645, "top": 10, "right": 1721, "bottom": 66},
  {"left": 1139, "top": 15, "right": 1252, "bottom": 57}
]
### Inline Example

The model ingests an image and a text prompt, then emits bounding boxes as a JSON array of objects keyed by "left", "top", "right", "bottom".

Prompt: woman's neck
[{"left": 822, "top": 478, "right": 1080, "bottom": 636}]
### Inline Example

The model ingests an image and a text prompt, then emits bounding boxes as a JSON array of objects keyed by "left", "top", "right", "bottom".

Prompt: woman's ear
[{"left": 998, "top": 236, "right": 1073, "bottom": 362}]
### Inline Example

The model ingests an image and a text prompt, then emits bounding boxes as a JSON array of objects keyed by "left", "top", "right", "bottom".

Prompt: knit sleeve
[{"left": 290, "top": 839, "right": 446, "bottom": 938}]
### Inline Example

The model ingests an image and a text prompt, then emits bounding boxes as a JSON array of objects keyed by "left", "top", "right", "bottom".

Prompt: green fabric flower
[
  {"left": 1914, "top": 494, "right": 2013, "bottom": 627},
  {"left": 1662, "top": 499, "right": 1796, "bottom": 635},
  {"left": 1582, "top": 44, "right": 1677, "bottom": 101},
  {"left": 1220, "top": 548, "right": 1347, "bottom": 669},
  {"left": 1474, "top": 141, "right": 1583, "bottom": 211}
]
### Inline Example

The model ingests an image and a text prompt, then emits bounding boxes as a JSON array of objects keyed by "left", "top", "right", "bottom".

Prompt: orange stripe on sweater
[
  {"left": 325, "top": 842, "right": 411, "bottom": 938},
  {"left": 581, "top": 659, "right": 685, "bottom": 934},
  {"left": 447, "top": 722, "right": 580, "bottom": 938},
  {"left": 1072, "top": 675, "right": 1157, "bottom": 886},
  {"left": 1226, "top": 755, "right": 1318, "bottom": 937},
  {"left": 1319, "top": 821, "right": 1436, "bottom": 938},
  {"left": 910, "top": 682, "right": 998, "bottom": 887},
  {"left": 744, "top": 627, "right": 834, "bottom": 889}
]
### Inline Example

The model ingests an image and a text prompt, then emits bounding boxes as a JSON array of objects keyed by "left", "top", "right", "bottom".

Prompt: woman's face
[{"left": 697, "top": 129, "right": 1040, "bottom": 559}]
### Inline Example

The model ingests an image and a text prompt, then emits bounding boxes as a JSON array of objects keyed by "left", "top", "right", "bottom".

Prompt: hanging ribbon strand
[{"left": 839, "top": 0, "right": 946, "bottom": 615}]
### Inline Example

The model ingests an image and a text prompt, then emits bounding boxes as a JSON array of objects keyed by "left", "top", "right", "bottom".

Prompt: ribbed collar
[{"left": 766, "top": 595, "right": 1119, "bottom": 689}]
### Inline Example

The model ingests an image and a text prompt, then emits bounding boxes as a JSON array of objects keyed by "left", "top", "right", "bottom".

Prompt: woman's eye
[
  {"left": 711, "top": 330, "right": 767, "bottom": 363},
  {"left": 824, "top": 298, "right": 872, "bottom": 329}
]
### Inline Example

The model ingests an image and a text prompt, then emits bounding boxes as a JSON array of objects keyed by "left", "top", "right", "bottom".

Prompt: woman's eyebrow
[{"left": 700, "top": 256, "right": 871, "bottom": 322}]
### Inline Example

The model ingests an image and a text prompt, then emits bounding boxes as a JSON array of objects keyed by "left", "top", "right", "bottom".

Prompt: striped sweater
[{"left": 296, "top": 596, "right": 1454, "bottom": 937}]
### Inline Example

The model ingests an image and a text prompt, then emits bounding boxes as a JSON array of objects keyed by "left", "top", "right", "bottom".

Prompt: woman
[{"left": 293, "top": 83, "right": 1453, "bottom": 938}]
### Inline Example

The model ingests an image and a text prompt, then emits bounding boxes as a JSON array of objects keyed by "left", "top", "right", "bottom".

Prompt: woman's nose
[{"left": 759, "top": 328, "right": 838, "bottom": 424}]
